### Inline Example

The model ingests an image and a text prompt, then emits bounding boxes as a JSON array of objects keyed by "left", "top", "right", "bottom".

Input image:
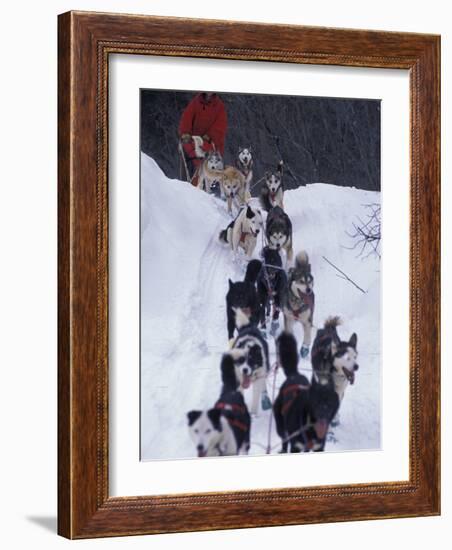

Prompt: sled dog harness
[
  {"left": 289, "top": 289, "right": 315, "bottom": 319},
  {"left": 280, "top": 379, "right": 310, "bottom": 416},
  {"left": 215, "top": 401, "right": 249, "bottom": 433},
  {"left": 239, "top": 222, "right": 257, "bottom": 244}
]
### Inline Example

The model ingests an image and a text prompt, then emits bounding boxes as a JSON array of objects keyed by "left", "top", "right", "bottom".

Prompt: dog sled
[
  {"left": 178, "top": 135, "right": 216, "bottom": 185},
  {"left": 178, "top": 139, "right": 194, "bottom": 184}
]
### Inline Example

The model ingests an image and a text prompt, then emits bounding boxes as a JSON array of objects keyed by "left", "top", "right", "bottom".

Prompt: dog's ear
[
  {"left": 238, "top": 146, "right": 242, "bottom": 152},
  {"left": 228, "top": 278, "right": 233, "bottom": 289},
  {"left": 248, "top": 147, "right": 252, "bottom": 153},
  {"left": 187, "top": 410, "right": 202, "bottom": 426},
  {"left": 246, "top": 206, "right": 255, "bottom": 219},
  {"left": 349, "top": 333, "right": 358, "bottom": 349},
  {"left": 265, "top": 171, "right": 270, "bottom": 179},
  {"left": 207, "top": 409, "right": 222, "bottom": 431}
]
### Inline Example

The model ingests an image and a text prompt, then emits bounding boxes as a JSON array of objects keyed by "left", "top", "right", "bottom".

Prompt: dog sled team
[{"left": 179, "top": 92, "right": 360, "bottom": 458}]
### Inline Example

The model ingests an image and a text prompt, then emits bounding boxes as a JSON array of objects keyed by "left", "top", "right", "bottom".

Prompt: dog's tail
[
  {"left": 234, "top": 307, "right": 251, "bottom": 329},
  {"left": 259, "top": 187, "right": 272, "bottom": 212},
  {"left": 277, "top": 160, "right": 284, "bottom": 176},
  {"left": 219, "top": 228, "right": 228, "bottom": 243},
  {"left": 277, "top": 331, "right": 299, "bottom": 376},
  {"left": 295, "top": 250, "right": 310, "bottom": 270},
  {"left": 324, "top": 316, "right": 342, "bottom": 329},
  {"left": 221, "top": 353, "right": 239, "bottom": 390},
  {"left": 244, "top": 259, "right": 262, "bottom": 284}
]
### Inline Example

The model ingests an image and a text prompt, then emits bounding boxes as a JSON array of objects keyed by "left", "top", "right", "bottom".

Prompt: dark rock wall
[{"left": 140, "top": 89, "right": 380, "bottom": 192}]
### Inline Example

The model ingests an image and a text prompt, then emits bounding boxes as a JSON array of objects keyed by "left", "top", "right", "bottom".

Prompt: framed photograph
[{"left": 58, "top": 11, "right": 440, "bottom": 538}]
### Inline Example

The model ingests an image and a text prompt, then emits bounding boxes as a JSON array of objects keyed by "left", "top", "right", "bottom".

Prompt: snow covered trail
[{"left": 140, "top": 153, "right": 381, "bottom": 460}]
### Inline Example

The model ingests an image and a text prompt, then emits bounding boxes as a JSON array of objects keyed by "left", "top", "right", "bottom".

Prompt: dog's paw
[
  {"left": 330, "top": 413, "right": 340, "bottom": 428},
  {"left": 300, "top": 345, "right": 310, "bottom": 358},
  {"left": 261, "top": 391, "right": 272, "bottom": 411}
]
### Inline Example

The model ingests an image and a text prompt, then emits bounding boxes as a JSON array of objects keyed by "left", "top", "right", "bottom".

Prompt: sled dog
[
  {"left": 187, "top": 410, "right": 236, "bottom": 457},
  {"left": 187, "top": 354, "right": 251, "bottom": 457},
  {"left": 304, "top": 377, "right": 340, "bottom": 451},
  {"left": 214, "top": 354, "right": 251, "bottom": 454},
  {"left": 283, "top": 251, "right": 315, "bottom": 358},
  {"left": 226, "top": 259, "right": 261, "bottom": 345},
  {"left": 273, "top": 332, "right": 339, "bottom": 453},
  {"left": 311, "top": 316, "right": 359, "bottom": 403},
  {"left": 265, "top": 205, "right": 293, "bottom": 262},
  {"left": 260, "top": 160, "right": 284, "bottom": 211},
  {"left": 197, "top": 150, "right": 224, "bottom": 194},
  {"left": 219, "top": 204, "right": 263, "bottom": 257},
  {"left": 257, "top": 247, "right": 287, "bottom": 332},
  {"left": 229, "top": 309, "right": 271, "bottom": 415},
  {"left": 220, "top": 165, "right": 248, "bottom": 214},
  {"left": 273, "top": 332, "right": 311, "bottom": 453},
  {"left": 236, "top": 147, "right": 254, "bottom": 193}
]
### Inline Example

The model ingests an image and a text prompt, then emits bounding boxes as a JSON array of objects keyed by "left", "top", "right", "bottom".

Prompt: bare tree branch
[
  {"left": 344, "top": 203, "right": 381, "bottom": 258},
  {"left": 322, "top": 256, "right": 367, "bottom": 294}
]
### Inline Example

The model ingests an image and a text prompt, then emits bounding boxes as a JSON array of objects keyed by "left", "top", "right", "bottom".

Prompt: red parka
[{"left": 178, "top": 93, "right": 227, "bottom": 154}]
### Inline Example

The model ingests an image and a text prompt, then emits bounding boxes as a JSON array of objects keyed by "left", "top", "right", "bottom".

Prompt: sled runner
[{"left": 178, "top": 137, "right": 205, "bottom": 185}]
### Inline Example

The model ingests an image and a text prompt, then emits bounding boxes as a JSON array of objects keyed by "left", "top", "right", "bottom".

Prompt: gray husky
[
  {"left": 265, "top": 205, "right": 293, "bottom": 262},
  {"left": 283, "top": 251, "right": 315, "bottom": 358},
  {"left": 260, "top": 160, "right": 284, "bottom": 211},
  {"left": 197, "top": 150, "right": 224, "bottom": 194},
  {"left": 236, "top": 147, "right": 254, "bottom": 194}
]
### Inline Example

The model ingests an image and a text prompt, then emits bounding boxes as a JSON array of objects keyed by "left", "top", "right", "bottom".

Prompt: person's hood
[{"left": 197, "top": 92, "right": 218, "bottom": 105}]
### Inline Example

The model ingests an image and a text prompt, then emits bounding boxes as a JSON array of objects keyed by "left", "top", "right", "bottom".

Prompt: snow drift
[{"left": 141, "top": 153, "right": 381, "bottom": 460}]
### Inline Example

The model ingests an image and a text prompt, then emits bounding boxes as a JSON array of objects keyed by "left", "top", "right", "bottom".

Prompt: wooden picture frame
[{"left": 58, "top": 11, "right": 440, "bottom": 539}]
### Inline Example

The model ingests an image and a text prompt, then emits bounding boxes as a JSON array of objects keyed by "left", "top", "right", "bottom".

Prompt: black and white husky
[
  {"left": 311, "top": 316, "right": 359, "bottom": 403},
  {"left": 229, "top": 309, "right": 271, "bottom": 415},
  {"left": 273, "top": 332, "right": 339, "bottom": 453},
  {"left": 187, "top": 354, "right": 251, "bottom": 457},
  {"left": 265, "top": 205, "right": 293, "bottom": 262},
  {"left": 236, "top": 147, "right": 254, "bottom": 194},
  {"left": 257, "top": 247, "right": 287, "bottom": 334},
  {"left": 283, "top": 251, "right": 315, "bottom": 358},
  {"left": 260, "top": 160, "right": 284, "bottom": 211},
  {"left": 219, "top": 204, "right": 263, "bottom": 257},
  {"left": 226, "top": 259, "right": 261, "bottom": 345}
]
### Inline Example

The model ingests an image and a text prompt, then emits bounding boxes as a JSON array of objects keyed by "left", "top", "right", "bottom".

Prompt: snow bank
[{"left": 140, "top": 153, "right": 380, "bottom": 460}]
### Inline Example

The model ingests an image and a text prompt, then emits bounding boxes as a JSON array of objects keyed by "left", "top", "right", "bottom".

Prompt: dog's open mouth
[
  {"left": 242, "top": 372, "right": 252, "bottom": 389},
  {"left": 314, "top": 419, "right": 328, "bottom": 440},
  {"left": 297, "top": 288, "right": 308, "bottom": 300},
  {"left": 343, "top": 367, "right": 355, "bottom": 385}
]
